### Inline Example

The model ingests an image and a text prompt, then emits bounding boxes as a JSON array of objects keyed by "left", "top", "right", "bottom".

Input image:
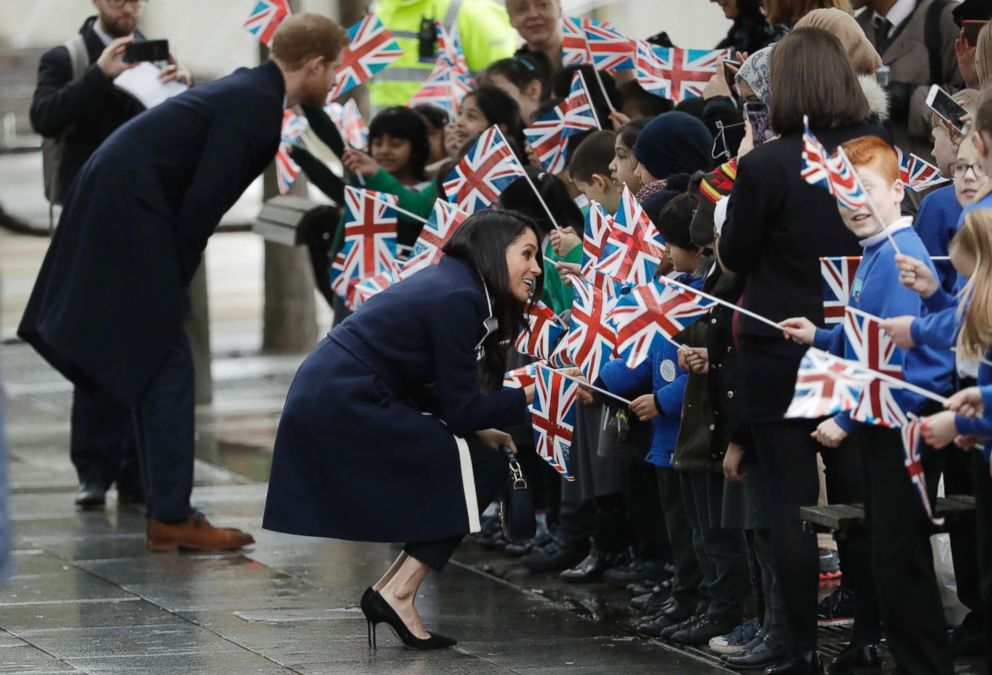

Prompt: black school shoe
[
  {"left": 669, "top": 615, "right": 740, "bottom": 646},
  {"left": 521, "top": 536, "right": 589, "bottom": 573},
  {"left": 603, "top": 555, "right": 667, "bottom": 588},
  {"left": 504, "top": 529, "right": 553, "bottom": 557},
  {"left": 722, "top": 634, "right": 789, "bottom": 669},
  {"left": 560, "top": 548, "right": 627, "bottom": 583},
  {"left": 826, "top": 642, "right": 881, "bottom": 674},
  {"left": 636, "top": 602, "right": 695, "bottom": 638}
]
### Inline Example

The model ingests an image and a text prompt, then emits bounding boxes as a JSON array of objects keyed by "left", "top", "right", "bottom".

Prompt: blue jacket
[
  {"left": 813, "top": 220, "right": 954, "bottom": 431},
  {"left": 914, "top": 185, "right": 961, "bottom": 294},
  {"left": 596, "top": 273, "right": 702, "bottom": 467}
]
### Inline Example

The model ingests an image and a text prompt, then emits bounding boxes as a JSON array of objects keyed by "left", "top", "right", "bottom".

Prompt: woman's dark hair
[
  {"left": 368, "top": 106, "right": 430, "bottom": 180},
  {"left": 481, "top": 55, "right": 550, "bottom": 100},
  {"left": 463, "top": 86, "right": 527, "bottom": 151},
  {"left": 552, "top": 65, "right": 621, "bottom": 127},
  {"left": 442, "top": 210, "right": 545, "bottom": 389},
  {"left": 412, "top": 103, "right": 450, "bottom": 131},
  {"left": 656, "top": 192, "right": 699, "bottom": 251},
  {"left": 617, "top": 117, "right": 650, "bottom": 151},
  {"left": 618, "top": 80, "right": 673, "bottom": 118},
  {"left": 498, "top": 166, "right": 584, "bottom": 237},
  {"left": 769, "top": 27, "right": 870, "bottom": 134}
]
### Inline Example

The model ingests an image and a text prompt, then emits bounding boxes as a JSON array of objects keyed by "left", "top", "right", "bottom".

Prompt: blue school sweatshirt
[
  {"left": 812, "top": 218, "right": 955, "bottom": 432},
  {"left": 596, "top": 273, "right": 703, "bottom": 468},
  {"left": 955, "top": 359, "right": 992, "bottom": 462},
  {"left": 914, "top": 185, "right": 961, "bottom": 294}
]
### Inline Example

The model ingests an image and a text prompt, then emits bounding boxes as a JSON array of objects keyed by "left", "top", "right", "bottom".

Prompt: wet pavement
[{"left": 0, "top": 220, "right": 984, "bottom": 674}]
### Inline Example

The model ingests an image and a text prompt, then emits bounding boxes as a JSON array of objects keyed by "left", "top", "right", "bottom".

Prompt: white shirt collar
[
  {"left": 872, "top": 0, "right": 916, "bottom": 35},
  {"left": 859, "top": 215, "right": 913, "bottom": 248},
  {"left": 92, "top": 20, "right": 132, "bottom": 47}
]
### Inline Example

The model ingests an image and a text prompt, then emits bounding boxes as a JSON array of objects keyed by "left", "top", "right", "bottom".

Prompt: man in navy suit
[{"left": 19, "top": 13, "right": 348, "bottom": 552}]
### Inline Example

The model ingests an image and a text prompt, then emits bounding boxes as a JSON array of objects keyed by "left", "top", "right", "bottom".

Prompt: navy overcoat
[
  {"left": 263, "top": 256, "right": 528, "bottom": 543},
  {"left": 18, "top": 61, "right": 285, "bottom": 405}
]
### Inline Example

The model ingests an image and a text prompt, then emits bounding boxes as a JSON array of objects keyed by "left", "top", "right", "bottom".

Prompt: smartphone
[
  {"left": 124, "top": 39, "right": 169, "bottom": 64},
  {"left": 925, "top": 85, "right": 968, "bottom": 134},
  {"left": 723, "top": 59, "right": 741, "bottom": 93},
  {"left": 963, "top": 20, "right": 988, "bottom": 47},
  {"left": 744, "top": 101, "right": 772, "bottom": 146}
]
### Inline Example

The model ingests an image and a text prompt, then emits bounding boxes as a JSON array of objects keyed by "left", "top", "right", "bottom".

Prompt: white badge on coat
[{"left": 659, "top": 359, "right": 677, "bottom": 382}]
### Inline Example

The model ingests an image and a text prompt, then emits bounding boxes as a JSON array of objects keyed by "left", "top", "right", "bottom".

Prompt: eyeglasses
[
  {"left": 953, "top": 162, "right": 987, "bottom": 179},
  {"left": 105, "top": 0, "right": 147, "bottom": 7}
]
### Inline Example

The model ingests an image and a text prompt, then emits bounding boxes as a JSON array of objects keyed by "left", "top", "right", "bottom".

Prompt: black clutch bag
[{"left": 498, "top": 445, "right": 536, "bottom": 541}]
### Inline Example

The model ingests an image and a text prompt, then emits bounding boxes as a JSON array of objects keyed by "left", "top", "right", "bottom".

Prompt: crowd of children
[{"left": 291, "top": 12, "right": 992, "bottom": 674}]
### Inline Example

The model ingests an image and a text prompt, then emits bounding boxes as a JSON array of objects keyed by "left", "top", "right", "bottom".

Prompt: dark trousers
[
  {"left": 860, "top": 423, "right": 952, "bottom": 675},
  {"left": 680, "top": 470, "right": 750, "bottom": 621},
  {"left": 753, "top": 528, "right": 789, "bottom": 643},
  {"left": 970, "top": 450, "right": 992, "bottom": 670},
  {"left": 130, "top": 333, "right": 195, "bottom": 524},
  {"left": 932, "top": 444, "right": 982, "bottom": 628},
  {"left": 657, "top": 467, "right": 702, "bottom": 608},
  {"left": 71, "top": 385, "right": 140, "bottom": 489},
  {"left": 404, "top": 438, "right": 509, "bottom": 572},
  {"left": 750, "top": 419, "right": 868, "bottom": 652},
  {"left": 627, "top": 460, "right": 669, "bottom": 561}
]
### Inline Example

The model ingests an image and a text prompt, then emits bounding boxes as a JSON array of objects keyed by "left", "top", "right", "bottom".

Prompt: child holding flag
[{"left": 780, "top": 135, "right": 954, "bottom": 674}]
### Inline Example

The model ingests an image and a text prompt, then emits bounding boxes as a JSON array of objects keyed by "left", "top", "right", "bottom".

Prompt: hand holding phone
[
  {"left": 925, "top": 85, "right": 969, "bottom": 134},
  {"left": 744, "top": 101, "right": 772, "bottom": 146},
  {"left": 123, "top": 39, "right": 170, "bottom": 64}
]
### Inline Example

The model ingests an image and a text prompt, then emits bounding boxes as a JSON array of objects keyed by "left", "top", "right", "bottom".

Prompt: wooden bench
[{"left": 800, "top": 495, "right": 976, "bottom": 538}]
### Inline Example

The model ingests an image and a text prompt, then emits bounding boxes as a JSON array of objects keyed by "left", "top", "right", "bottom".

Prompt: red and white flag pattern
[
  {"left": 594, "top": 185, "right": 667, "bottom": 285},
  {"left": 897, "top": 148, "right": 950, "bottom": 192},
  {"left": 329, "top": 187, "right": 400, "bottom": 303},
  {"left": 329, "top": 14, "right": 403, "bottom": 101},
  {"left": 244, "top": 0, "right": 291, "bottom": 46},
  {"left": 531, "top": 365, "right": 579, "bottom": 480},
  {"left": 443, "top": 125, "right": 527, "bottom": 212},
  {"left": 524, "top": 105, "right": 567, "bottom": 174},
  {"left": 566, "top": 279, "right": 618, "bottom": 383},
  {"left": 901, "top": 417, "right": 945, "bottom": 526},
  {"left": 400, "top": 200, "right": 468, "bottom": 279},
  {"left": 785, "top": 348, "right": 874, "bottom": 420},
  {"left": 844, "top": 306, "right": 908, "bottom": 428},
  {"left": 324, "top": 99, "right": 369, "bottom": 150},
  {"left": 820, "top": 256, "right": 862, "bottom": 325},
  {"left": 635, "top": 41, "right": 728, "bottom": 102},
  {"left": 515, "top": 301, "right": 567, "bottom": 361}
]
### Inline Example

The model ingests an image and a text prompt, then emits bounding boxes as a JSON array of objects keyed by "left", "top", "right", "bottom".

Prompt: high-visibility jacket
[{"left": 369, "top": 0, "right": 517, "bottom": 109}]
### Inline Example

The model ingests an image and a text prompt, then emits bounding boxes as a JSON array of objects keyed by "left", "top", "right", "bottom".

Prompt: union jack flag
[
  {"left": 897, "top": 148, "right": 949, "bottom": 192},
  {"left": 244, "top": 0, "right": 291, "bottom": 46},
  {"left": 844, "top": 306, "right": 908, "bottom": 427},
  {"left": 802, "top": 118, "right": 868, "bottom": 210},
  {"left": 562, "top": 17, "right": 593, "bottom": 67},
  {"left": 785, "top": 348, "right": 874, "bottom": 420},
  {"left": 902, "top": 417, "right": 944, "bottom": 526},
  {"left": 281, "top": 109, "right": 309, "bottom": 145},
  {"left": 566, "top": 279, "right": 617, "bottom": 383},
  {"left": 443, "top": 125, "right": 527, "bottom": 212},
  {"left": 531, "top": 365, "right": 579, "bottom": 480},
  {"left": 607, "top": 277, "right": 714, "bottom": 369},
  {"left": 274, "top": 143, "right": 300, "bottom": 195},
  {"left": 329, "top": 14, "right": 403, "bottom": 101},
  {"left": 563, "top": 70, "right": 601, "bottom": 135},
  {"left": 435, "top": 21, "right": 468, "bottom": 73},
  {"left": 515, "top": 301, "right": 567, "bottom": 361},
  {"left": 408, "top": 62, "right": 475, "bottom": 114},
  {"left": 820, "top": 256, "right": 862, "bottom": 325},
  {"left": 581, "top": 201, "right": 614, "bottom": 278},
  {"left": 524, "top": 105, "right": 567, "bottom": 174},
  {"left": 399, "top": 199, "right": 467, "bottom": 279},
  {"left": 503, "top": 361, "right": 542, "bottom": 390},
  {"left": 635, "top": 41, "right": 728, "bottom": 102},
  {"left": 594, "top": 185, "right": 667, "bottom": 285},
  {"left": 329, "top": 187, "right": 400, "bottom": 303},
  {"left": 584, "top": 18, "right": 635, "bottom": 72},
  {"left": 324, "top": 99, "right": 369, "bottom": 150},
  {"left": 349, "top": 269, "right": 400, "bottom": 311}
]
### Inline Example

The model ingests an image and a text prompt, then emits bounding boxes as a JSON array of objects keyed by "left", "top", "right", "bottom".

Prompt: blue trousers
[
  {"left": 130, "top": 333, "right": 195, "bottom": 523},
  {"left": 70, "top": 385, "right": 140, "bottom": 489}
]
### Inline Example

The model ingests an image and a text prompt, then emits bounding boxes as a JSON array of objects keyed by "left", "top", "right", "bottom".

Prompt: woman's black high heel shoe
[{"left": 360, "top": 590, "right": 456, "bottom": 650}]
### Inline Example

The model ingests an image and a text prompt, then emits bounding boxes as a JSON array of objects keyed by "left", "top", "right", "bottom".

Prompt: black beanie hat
[{"left": 633, "top": 111, "right": 713, "bottom": 181}]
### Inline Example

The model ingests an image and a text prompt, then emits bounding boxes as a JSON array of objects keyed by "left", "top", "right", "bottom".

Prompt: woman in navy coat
[{"left": 263, "top": 210, "right": 542, "bottom": 649}]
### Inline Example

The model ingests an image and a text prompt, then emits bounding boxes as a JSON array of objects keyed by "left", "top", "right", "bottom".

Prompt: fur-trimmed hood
[{"left": 859, "top": 75, "right": 890, "bottom": 120}]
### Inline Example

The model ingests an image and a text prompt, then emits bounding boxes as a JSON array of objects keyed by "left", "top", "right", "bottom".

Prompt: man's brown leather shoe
[{"left": 146, "top": 511, "right": 255, "bottom": 552}]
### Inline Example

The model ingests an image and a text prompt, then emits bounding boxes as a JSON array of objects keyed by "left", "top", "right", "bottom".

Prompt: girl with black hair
[
  {"left": 480, "top": 55, "right": 548, "bottom": 123},
  {"left": 447, "top": 86, "right": 527, "bottom": 158},
  {"left": 610, "top": 117, "right": 650, "bottom": 194},
  {"left": 264, "top": 209, "right": 549, "bottom": 650}
]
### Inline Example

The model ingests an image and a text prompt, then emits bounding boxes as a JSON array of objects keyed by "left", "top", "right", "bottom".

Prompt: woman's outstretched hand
[{"left": 476, "top": 428, "right": 518, "bottom": 454}]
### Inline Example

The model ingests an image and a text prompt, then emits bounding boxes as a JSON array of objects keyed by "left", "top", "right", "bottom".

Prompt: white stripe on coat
[{"left": 454, "top": 437, "right": 480, "bottom": 533}]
